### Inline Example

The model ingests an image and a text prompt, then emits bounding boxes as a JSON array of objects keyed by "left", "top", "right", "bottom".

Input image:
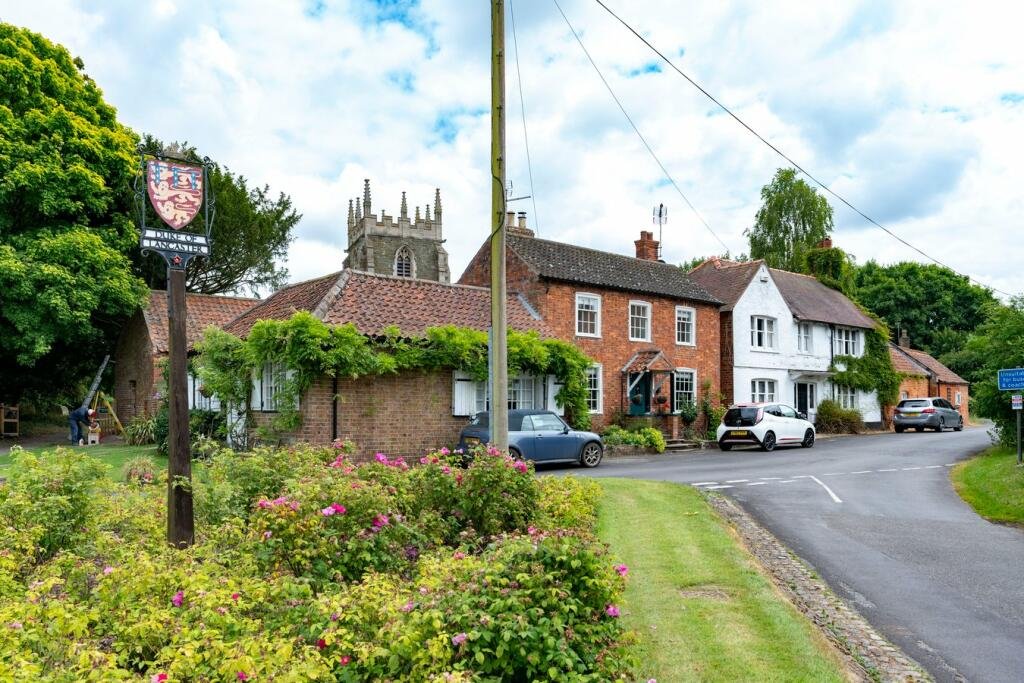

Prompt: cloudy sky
[{"left": 4, "top": 0, "right": 1022, "bottom": 296}]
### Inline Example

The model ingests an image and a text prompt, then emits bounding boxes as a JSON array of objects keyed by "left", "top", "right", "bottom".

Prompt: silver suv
[{"left": 893, "top": 397, "right": 963, "bottom": 433}]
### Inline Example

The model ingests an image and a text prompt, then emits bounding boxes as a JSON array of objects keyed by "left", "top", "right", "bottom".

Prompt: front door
[
  {"left": 795, "top": 383, "right": 817, "bottom": 418},
  {"left": 628, "top": 373, "right": 650, "bottom": 415}
]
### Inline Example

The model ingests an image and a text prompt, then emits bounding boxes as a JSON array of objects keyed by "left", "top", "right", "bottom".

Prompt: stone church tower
[{"left": 343, "top": 179, "right": 451, "bottom": 283}]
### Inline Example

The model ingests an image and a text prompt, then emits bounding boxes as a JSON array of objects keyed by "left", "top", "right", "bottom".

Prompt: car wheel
[
  {"left": 801, "top": 429, "right": 815, "bottom": 448},
  {"left": 914, "top": 427, "right": 924, "bottom": 432},
  {"left": 761, "top": 431, "right": 777, "bottom": 452},
  {"left": 895, "top": 426, "right": 905, "bottom": 433},
  {"left": 954, "top": 418, "right": 964, "bottom": 432},
  {"left": 936, "top": 418, "right": 945, "bottom": 433},
  {"left": 719, "top": 443, "right": 733, "bottom": 451},
  {"left": 509, "top": 446, "right": 522, "bottom": 459},
  {"left": 579, "top": 442, "right": 603, "bottom": 468}
]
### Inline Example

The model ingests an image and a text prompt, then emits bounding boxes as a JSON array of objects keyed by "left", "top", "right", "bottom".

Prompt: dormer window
[{"left": 394, "top": 246, "right": 414, "bottom": 278}]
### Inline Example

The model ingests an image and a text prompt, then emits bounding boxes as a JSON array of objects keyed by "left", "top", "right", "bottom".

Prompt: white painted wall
[{"left": 730, "top": 264, "right": 882, "bottom": 424}]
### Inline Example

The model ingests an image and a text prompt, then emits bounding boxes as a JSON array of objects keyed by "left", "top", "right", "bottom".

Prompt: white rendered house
[{"left": 690, "top": 259, "right": 881, "bottom": 426}]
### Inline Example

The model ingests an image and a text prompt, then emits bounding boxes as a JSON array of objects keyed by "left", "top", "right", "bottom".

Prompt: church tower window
[{"left": 394, "top": 246, "right": 414, "bottom": 278}]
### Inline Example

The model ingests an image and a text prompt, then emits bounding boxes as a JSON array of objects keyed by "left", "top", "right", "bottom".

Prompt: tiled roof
[
  {"left": 507, "top": 234, "right": 721, "bottom": 305},
  {"left": 687, "top": 259, "right": 762, "bottom": 311},
  {"left": 688, "top": 258, "right": 875, "bottom": 328},
  {"left": 224, "top": 271, "right": 342, "bottom": 338},
  {"left": 889, "top": 343, "right": 930, "bottom": 376},
  {"left": 770, "top": 269, "right": 877, "bottom": 329},
  {"left": 144, "top": 290, "right": 259, "bottom": 354},
  {"left": 225, "top": 270, "right": 552, "bottom": 339},
  {"left": 621, "top": 349, "right": 674, "bottom": 374},
  {"left": 902, "top": 348, "right": 967, "bottom": 384}
]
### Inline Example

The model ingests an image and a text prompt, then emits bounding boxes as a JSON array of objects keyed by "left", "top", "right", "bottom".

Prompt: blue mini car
[{"left": 457, "top": 409, "right": 604, "bottom": 468}]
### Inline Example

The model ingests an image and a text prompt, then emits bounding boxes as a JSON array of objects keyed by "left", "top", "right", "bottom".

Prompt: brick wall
[
  {"left": 887, "top": 376, "right": 930, "bottom": 423},
  {"left": 252, "top": 369, "right": 466, "bottom": 461},
  {"left": 937, "top": 381, "right": 970, "bottom": 423},
  {"left": 113, "top": 312, "right": 163, "bottom": 421},
  {"left": 720, "top": 312, "right": 734, "bottom": 405}
]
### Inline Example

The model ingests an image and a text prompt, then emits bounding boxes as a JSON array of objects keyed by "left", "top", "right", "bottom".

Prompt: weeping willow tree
[{"left": 745, "top": 168, "right": 834, "bottom": 272}]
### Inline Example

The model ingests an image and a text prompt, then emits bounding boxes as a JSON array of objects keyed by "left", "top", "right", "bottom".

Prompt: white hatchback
[{"left": 716, "top": 403, "right": 816, "bottom": 452}]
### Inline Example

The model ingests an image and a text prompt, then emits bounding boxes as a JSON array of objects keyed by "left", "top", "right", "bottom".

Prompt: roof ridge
[
  {"left": 148, "top": 289, "right": 260, "bottom": 301},
  {"left": 768, "top": 266, "right": 820, "bottom": 280},
  {"left": 510, "top": 233, "right": 684, "bottom": 271},
  {"left": 346, "top": 269, "right": 494, "bottom": 292}
]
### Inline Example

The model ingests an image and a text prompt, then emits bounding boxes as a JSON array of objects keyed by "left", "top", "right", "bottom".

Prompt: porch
[{"left": 621, "top": 350, "right": 698, "bottom": 440}]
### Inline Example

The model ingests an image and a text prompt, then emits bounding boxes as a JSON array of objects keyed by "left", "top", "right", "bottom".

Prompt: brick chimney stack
[
  {"left": 817, "top": 237, "right": 833, "bottom": 249},
  {"left": 899, "top": 329, "right": 911, "bottom": 349},
  {"left": 635, "top": 230, "right": 660, "bottom": 261},
  {"left": 506, "top": 211, "right": 535, "bottom": 237}
]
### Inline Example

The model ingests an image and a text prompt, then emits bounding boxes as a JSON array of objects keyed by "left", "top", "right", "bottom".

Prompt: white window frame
[
  {"left": 575, "top": 292, "right": 602, "bottom": 338},
  {"left": 751, "top": 378, "right": 777, "bottom": 403},
  {"left": 955, "top": 390, "right": 962, "bottom": 407},
  {"left": 797, "top": 322, "right": 813, "bottom": 353},
  {"left": 673, "top": 368, "right": 697, "bottom": 411},
  {"left": 833, "top": 384, "right": 858, "bottom": 410},
  {"left": 833, "top": 327, "right": 860, "bottom": 356},
  {"left": 675, "top": 306, "right": 696, "bottom": 346},
  {"left": 629, "top": 300, "right": 652, "bottom": 342},
  {"left": 585, "top": 365, "right": 603, "bottom": 414},
  {"left": 750, "top": 316, "right": 777, "bottom": 350},
  {"left": 251, "top": 362, "right": 295, "bottom": 412}
]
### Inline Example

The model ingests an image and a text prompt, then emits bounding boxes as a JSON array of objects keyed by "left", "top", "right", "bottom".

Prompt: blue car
[{"left": 457, "top": 409, "right": 604, "bottom": 468}]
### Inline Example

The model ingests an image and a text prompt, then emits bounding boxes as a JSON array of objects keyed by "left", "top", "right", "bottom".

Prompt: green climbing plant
[{"left": 830, "top": 318, "right": 902, "bottom": 411}]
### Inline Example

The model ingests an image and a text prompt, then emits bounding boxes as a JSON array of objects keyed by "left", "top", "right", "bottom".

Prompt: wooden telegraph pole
[
  {"left": 490, "top": 0, "right": 509, "bottom": 450},
  {"left": 166, "top": 267, "right": 194, "bottom": 547}
]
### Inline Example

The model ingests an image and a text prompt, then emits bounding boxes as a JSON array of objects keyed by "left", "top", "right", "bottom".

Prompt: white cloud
[{"left": 3, "top": 0, "right": 1022, "bottom": 298}]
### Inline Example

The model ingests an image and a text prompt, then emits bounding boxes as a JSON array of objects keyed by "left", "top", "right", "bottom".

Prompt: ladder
[{"left": 81, "top": 355, "right": 125, "bottom": 436}]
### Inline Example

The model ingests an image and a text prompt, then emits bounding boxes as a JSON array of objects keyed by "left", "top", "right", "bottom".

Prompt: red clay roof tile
[{"left": 143, "top": 290, "right": 259, "bottom": 354}]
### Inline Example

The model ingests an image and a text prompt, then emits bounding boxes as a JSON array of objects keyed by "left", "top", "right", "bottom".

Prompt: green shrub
[
  {"left": 456, "top": 445, "right": 538, "bottom": 536},
  {"left": 815, "top": 399, "right": 864, "bottom": 434},
  {"left": 153, "top": 407, "right": 169, "bottom": 456},
  {"left": 153, "top": 407, "right": 226, "bottom": 456},
  {"left": 124, "top": 415, "right": 156, "bottom": 445},
  {"left": 678, "top": 400, "right": 699, "bottom": 424},
  {"left": 601, "top": 424, "right": 666, "bottom": 453},
  {"left": 537, "top": 475, "right": 603, "bottom": 532},
  {"left": 124, "top": 456, "right": 158, "bottom": 486}
]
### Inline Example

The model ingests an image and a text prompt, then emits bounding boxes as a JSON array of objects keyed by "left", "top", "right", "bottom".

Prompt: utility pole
[
  {"left": 166, "top": 267, "right": 194, "bottom": 547},
  {"left": 490, "top": 0, "right": 509, "bottom": 451}
]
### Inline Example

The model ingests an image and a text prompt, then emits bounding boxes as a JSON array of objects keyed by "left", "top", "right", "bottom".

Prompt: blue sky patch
[
  {"left": 388, "top": 70, "right": 416, "bottom": 93},
  {"left": 626, "top": 61, "right": 662, "bottom": 77},
  {"left": 1000, "top": 92, "right": 1024, "bottom": 104},
  {"left": 431, "top": 107, "right": 487, "bottom": 144},
  {"left": 305, "top": 0, "right": 326, "bottom": 19}
]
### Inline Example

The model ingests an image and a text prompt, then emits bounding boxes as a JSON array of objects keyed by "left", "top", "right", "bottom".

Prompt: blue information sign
[{"left": 997, "top": 368, "right": 1024, "bottom": 391}]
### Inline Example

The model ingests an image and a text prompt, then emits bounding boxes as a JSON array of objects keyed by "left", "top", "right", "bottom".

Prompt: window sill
[
  {"left": 629, "top": 337, "right": 653, "bottom": 343},
  {"left": 675, "top": 341, "right": 696, "bottom": 347},
  {"left": 576, "top": 333, "right": 602, "bottom": 339},
  {"left": 750, "top": 348, "right": 779, "bottom": 354}
]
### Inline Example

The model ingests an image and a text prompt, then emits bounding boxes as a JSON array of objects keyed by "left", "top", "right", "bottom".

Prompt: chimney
[
  {"left": 507, "top": 211, "right": 535, "bottom": 237},
  {"left": 817, "top": 237, "right": 833, "bottom": 249},
  {"left": 634, "top": 230, "right": 659, "bottom": 261},
  {"left": 899, "top": 329, "right": 911, "bottom": 349}
]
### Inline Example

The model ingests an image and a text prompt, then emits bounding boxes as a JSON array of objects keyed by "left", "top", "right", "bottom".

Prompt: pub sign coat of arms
[{"left": 147, "top": 159, "right": 204, "bottom": 229}]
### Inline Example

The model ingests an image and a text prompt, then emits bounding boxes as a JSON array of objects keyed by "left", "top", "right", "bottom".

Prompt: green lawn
[
  {"left": 597, "top": 478, "right": 849, "bottom": 682},
  {"left": 0, "top": 443, "right": 164, "bottom": 481},
  {"left": 952, "top": 446, "right": 1024, "bottom": 525}
]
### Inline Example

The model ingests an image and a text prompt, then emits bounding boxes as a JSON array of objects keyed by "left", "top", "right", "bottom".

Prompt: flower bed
[{"left": 0, "top": 444, "right": 634, "bottom": 681}]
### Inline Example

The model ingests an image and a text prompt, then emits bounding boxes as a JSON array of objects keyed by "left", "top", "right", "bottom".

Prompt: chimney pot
[
  {"left": 817, "top": 237, "right": 833, "bottom": 249},
  {"left": 505, "top": 211, "right": 516, "bottom": 228},
  {"left": 899, "top": 329, "right": 911, "bottom": 349},
  {"left": 517, "top": 211, "right": 527, "bottom": 229}
]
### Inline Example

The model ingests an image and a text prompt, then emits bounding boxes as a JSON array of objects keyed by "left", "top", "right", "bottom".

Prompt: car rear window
[
  {"left": 898, "top": 400, "right": 930, "bottom": 408},
  {"left": 469, "top": 412, "right": 524, "bottom": 430},
  {"left": 724, "top": 407, "right": 760, "bottom": 426}
]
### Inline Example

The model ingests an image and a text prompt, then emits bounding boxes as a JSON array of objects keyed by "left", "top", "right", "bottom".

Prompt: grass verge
[
  {"left": 0, "top": 443, "right": 164, "bottom": 481},
  {"left": 597, "top": 478, "right": 849, "bottom": 682},
  {"left": 952, "top": 446, "right": 1024, "bottom": 525}
]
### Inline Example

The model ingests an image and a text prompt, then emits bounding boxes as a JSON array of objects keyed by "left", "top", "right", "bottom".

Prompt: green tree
[
  {"left": 0, "top": 24, "right": 146, "bottom": 403},
  {"left": 745, "top": 168, "right": 834, "bottom": 272},
  {"left": 135, "top": 136, "right": 299, "bottom": 295},
  {"left": 852, "top": 261, "right": 996, "bottom": 355},
  {"left": 679, "top": 251, "right": 749, "bottom": 272}
]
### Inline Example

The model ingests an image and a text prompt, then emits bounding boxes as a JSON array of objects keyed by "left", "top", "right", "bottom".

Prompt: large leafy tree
[
  {"left": 745, "top": 168, "right": 834, "bottom": 272},
  {"left": 135, "top": 136, "right": 299, "bottom": 295},
  {"left": 0, "top": 24, "right": 147, "bottom": 403},
  {"left": 852, "top": 261, "right": 996, "bottom": 355}
]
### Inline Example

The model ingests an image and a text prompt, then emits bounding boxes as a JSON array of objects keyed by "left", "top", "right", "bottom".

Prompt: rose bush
[{"left": 0, "top": 445, "right": 635, "bottom": 681}]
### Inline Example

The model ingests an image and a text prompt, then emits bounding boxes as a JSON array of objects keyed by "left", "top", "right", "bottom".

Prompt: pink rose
[
  {"left": 615, "top": 564, "right": 629, "bottom": 577},
  {"left": 605, "top": 604, "right": 620, "bottom": 617},
  {"left": 321, "top": 506, "right": 336, "bottom": 517},
  {"left": 231, "top": 592, "right": 240, "bottom": 601},
  {"left": 150, "top": 675, "right": 168, "bottom": 683},
  {"left": 340, "top": 655, "right": 351, "bottom": 665},
  {"left": 451, "top": 632, "right": 467, "bottom": 646},
  {"left": 171, "top": 591, "right": 184, "bottom": 608}
]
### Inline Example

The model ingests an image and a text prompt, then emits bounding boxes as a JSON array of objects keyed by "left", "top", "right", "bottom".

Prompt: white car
[{"left": 716, "top": 402, "right": 816, "bottom": 452}]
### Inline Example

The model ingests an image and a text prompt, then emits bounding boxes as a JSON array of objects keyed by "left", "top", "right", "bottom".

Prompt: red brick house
[
  {"left": 458, "top": 220, "right": 723, "bottom": 437},
  {"left": 223, "top": 269, "right": 553, "bottom": 458},
  {"left": 889, "top": 332, "right": 969, "bottom": 422},
  {"left": 113, "top": 290, "right": 258, "bottom": 421}
]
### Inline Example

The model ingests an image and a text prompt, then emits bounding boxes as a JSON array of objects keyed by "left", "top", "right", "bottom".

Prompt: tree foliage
[
  {"left": 804, "top": 245, "right": 856, "bottom": 295},
  {"left": 745, "top": 168, "right": 834, "bottom": 272},
  {"left": 135, "top": 136, "right": 299, "bottom": 295},
  {"left": 0, "top": 24, "right": 146, "bottom": 402},
  {"left": 678, "top": 251, "right": 750, "bottom": 273},
  {"left": 852, "top": 260, "right": 996, "bottom": 355}
]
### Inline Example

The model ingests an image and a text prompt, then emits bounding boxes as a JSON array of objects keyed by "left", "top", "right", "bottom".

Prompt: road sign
[
  {"left": 1013, "top": 395, "right": 1023, "bottom": 410},
  {"left": 997, "top": 368, "right": 1024, "bottom": 391}
]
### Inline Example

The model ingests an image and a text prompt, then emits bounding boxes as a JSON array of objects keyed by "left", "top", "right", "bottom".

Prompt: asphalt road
[{"left": 560, "top": 427, "right": 1024, "bottom": 683}]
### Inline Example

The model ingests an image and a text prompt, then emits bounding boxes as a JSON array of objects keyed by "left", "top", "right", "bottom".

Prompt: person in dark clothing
[{"left": 68, "top": 406, "right": 97, "bottom": 446}]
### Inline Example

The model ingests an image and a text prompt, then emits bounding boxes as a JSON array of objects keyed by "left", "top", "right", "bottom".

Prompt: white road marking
[
  {"left": 704, "top": 485, "right": 734, "bottom": 490},
  {"left": 760, "top": 477, "right": 782, "bottom": 480},
  {"left": 807, "top": 475, "right": 843, "bottom": 503},
  {"left": 822, "top": 473, "right": 844, "bottom": 476},
  {"left": 925, "top": 465, "right": 943, "bottom": 469},
  {"left": 779, "top": 480, "right": 797, "bottom": 483},
  {"left": 691, "top": 482, "right": 718, "bottom": 486},
  {"left": 851, "top": 470, "right": 872, "bottom": 474},
  {"left": 944, "top": 464, "right": 956, "bottom": 467},
  {"left": 746, "top": 481, "right": 767, "bottom": 486},
  {"left": 902, "top": 467, "right": 921, "bottom": 471},
  {"left": 726, "top": 479, "right": 750, "bottom": 483},
  {"left": 878, "top": 468, "right": 898, "bottom": 472}
]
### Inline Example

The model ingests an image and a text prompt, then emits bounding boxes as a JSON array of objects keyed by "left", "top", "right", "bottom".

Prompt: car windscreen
[
  {"left": 470, "top": 412, "right": 523, "bottom": 430},
  {"left": 724, "top": 407, "right": 760, "bottom": 426},
  {"left": 897, "top": 400, "right": 929, "bottom": 409}
]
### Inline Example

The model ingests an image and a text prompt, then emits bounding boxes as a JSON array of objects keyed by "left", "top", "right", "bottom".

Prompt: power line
[
  {"left": 552, "top": 0, "right": 731, "bottom": 253},
  {"left": 508, "top": 0, "right": 540, "bottom": 235},
  {"left": 590, "top": 0, "right": 1012, "bottom": 297}
]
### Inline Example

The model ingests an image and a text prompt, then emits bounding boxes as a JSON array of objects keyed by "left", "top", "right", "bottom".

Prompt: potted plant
[{"left": 654, "top": 392, "right": 669, "bottom": 414}]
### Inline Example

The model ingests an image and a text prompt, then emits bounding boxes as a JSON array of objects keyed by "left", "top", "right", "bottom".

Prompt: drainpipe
[
  {"left": 828, "top": 324, "right": 835, "bottom": 397},
  {"left": 331, "top": 376, "right": 338, "bottom": 441}
]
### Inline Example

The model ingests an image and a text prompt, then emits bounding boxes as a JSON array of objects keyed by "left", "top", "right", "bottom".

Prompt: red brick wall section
[
  {"left": 887, "top": 376, "right": 930, "bottom": 423},
  {"left": 720, "top": 312, "right": 734, "bottom": 405},
  {"left": 113, "top": 312, "right": 162, "bottom": 421},
  {"left": 252, "top": 370, "right": 467, "bottom": 462}
]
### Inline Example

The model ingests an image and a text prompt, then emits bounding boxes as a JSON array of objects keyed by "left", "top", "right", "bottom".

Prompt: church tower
[{"left": 343, "top": 179, "right": 451, "bottom": 283}]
